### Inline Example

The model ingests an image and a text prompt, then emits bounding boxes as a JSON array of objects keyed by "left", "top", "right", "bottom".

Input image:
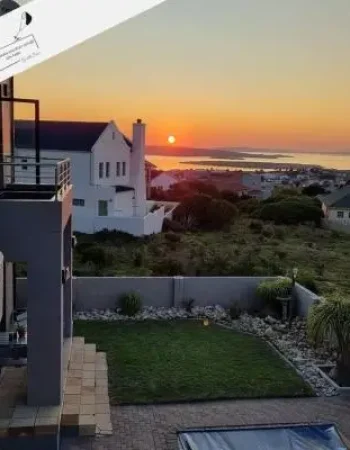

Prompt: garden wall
[{"left": 15, "top": 277, "right": 319, "bottom": 316}]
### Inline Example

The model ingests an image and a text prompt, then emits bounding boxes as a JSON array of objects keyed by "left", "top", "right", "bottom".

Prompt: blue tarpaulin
[{"left": 178, "top": 424, "right": 348, "bottom": 450}]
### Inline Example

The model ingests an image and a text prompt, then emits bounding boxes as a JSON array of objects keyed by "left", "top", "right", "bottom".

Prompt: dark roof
[
  {"left": 115, "top": 186, "right": 134, "bottom": 193},
  {"left": 123, "top": 135, "right": 132, "bottom": 149},
  {"left": 319, "top": 186, "right": 350, "bottom": 208},
  {"left": 15, "top": 120, "right": 109, "bottom": 152},
  {"left": 331, "top": 194, "right": 350, "bottom": 208}
]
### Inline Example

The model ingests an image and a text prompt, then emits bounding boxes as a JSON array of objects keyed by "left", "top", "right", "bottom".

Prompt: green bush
[
  {"left": 164, "top": 232, "right": 182, "bottom": 243},
  {"left": 80, "top": 245, "right": 115, "bottom": 269},
  {"left": 249, "top": 220, "right": 263, "bottom": 233},
  {"left": 151, "top": 258, "right": 185, "bottom": 276},
  {"left": 257, "top": 197, "right": 324, "bottom": 226},
  {"left": 162, "top": 218, "right": 186, "bottom": 233},
  {"left": 257, "top": 278, "right": 292, "bottom": 307},
  {"left": 118, "top": 292, "right": 142, "bottom": 316}
]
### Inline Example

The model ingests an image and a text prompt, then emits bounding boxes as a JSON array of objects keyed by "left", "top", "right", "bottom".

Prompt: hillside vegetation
[{"left": 72, "top": 219, "right": 350, "bottom": 297}]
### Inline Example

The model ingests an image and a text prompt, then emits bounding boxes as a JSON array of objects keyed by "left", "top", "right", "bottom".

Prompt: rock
[{"left": 265, "top": 315, "right": 278, "bottom": 325}]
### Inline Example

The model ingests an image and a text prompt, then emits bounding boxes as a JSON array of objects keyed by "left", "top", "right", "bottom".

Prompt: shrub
[
  {"left": 308, "top": 296, "right": 350, "bottom": 385},
  {"left": 133, "top": 249, "right": 145, "bottom": 267},
  {"left": 80, "top": 245, "right": 115, "bottom": 269},
  {"left": 162, "top": 218, "right": 186, "bottom": 233},
  {"left": 257, "top": 197, "right": 324, "bottom": 226},
  {"left": 182, "top": 298, "right": 195, "bottom": 313},
  {"left": 249, "top": 220, "right": 263, "bottom": 233},
  {"left": 262, "top": 224, "right": 275, "bottom": 238},
  {"left": 302, "top": 184, "right": 326, "bottom": 197},
  {"left": 173, "top": 194, "right": 238, "bottom": 231},
  {"left": 151, "top": 258, "right": 185, "bottom": 276},
  {"left": 118, "top": 292, "right": 142, "bottom": 316},
  {"left": 256, "top": 278, "right": 292, "bottom": 307},
  {"left": 164, "top": 232, "right": 182, "bottom": 243}
]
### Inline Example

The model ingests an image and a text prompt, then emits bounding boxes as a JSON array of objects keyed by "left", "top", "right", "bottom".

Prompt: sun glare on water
[{"left": 168, "top": 135, "right": 176, "bottom": 145}]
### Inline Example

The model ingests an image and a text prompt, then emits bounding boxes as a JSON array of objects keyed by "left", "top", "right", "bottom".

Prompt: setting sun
[{"left": 168, "top": 135, "right": 176, "bottom": 145}]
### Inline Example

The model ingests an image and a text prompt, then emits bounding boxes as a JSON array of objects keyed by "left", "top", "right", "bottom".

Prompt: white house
[
  {"left": 319, "top": 186, "right": 350, "bottom": 227},
  {"left": 151, "top": 171, "right": 178, "bottom": 191},
  {"left": 13, "top": 119, "right": 165, "bottom": 236}
]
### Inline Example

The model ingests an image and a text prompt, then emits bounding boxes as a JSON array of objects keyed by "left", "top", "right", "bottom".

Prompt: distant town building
[{"left": 319, "top": 186, "right": 350, "bottom": 229}]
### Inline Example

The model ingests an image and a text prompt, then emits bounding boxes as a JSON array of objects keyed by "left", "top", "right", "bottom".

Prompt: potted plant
[
  {"left": 256, "top": 277, "right": 292, "bottom": 320},
  {"left": 308, "top": 295, "right": 350, "bottom": 387}
]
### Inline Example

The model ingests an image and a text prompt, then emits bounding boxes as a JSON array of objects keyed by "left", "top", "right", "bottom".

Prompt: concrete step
[{"left": 61, "top": 338, "right": 112, "bottom": 437}]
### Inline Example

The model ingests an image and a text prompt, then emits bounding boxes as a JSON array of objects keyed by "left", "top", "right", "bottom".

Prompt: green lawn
[{"left": 74, "top": 320, "right": 313, "bottom": 404}]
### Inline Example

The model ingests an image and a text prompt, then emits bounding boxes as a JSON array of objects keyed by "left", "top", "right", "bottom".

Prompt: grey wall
[
  {"left": 294, "top": 282, "right": 320, "bottom": 317},
  {"left": 16, "top": 276, "right": 320, "bottom": 317},
  {"left": 16, "top": 276, "right": 290, "bottom": 311}
]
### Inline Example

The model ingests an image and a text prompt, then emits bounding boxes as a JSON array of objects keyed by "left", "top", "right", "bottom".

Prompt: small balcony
[{"left": 0, "top": 156, "right": 71, "bottom": 201}]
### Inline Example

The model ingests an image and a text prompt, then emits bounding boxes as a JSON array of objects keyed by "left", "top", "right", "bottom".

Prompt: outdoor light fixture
[
  {"left": 292, "top": 267, "right": 298, "bottom": 281},
  {"left": 72, "top": 234, "right": 77, "bottom": 249}
]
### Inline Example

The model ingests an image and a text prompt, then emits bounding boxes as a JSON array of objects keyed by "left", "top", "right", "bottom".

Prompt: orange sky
[{"left": 14, "top": 0, "right": 350, "bottom": 152}]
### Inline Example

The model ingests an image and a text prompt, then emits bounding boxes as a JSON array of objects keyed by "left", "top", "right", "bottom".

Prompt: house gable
[{"left": 91, "top": 121, "right": 132, "bottom": 187}]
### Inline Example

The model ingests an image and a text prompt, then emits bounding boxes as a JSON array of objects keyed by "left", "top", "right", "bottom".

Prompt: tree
[
  {"left": 302, "top": 184, "right": 326, "bottom": 197},
  {"left": 221, "top": 190, "right": 239, "bottom": 204},
  {"left": 308, "top": 296, "right": 350, "bottom": 385},
  {"left": 173, "top": 194, "right": 238, "bottom": 231},
  {"left": 257, "top": 197, "right": 324, "bottom": 226}
]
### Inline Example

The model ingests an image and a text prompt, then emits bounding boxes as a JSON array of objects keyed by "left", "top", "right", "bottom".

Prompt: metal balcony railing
[{"left": 0, "top": 156, "right": 72, "bottom": 200}]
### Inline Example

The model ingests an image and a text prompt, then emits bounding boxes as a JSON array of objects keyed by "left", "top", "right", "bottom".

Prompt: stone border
[{"left": 314, "top": 365, "right": 350, "bottom": 397}]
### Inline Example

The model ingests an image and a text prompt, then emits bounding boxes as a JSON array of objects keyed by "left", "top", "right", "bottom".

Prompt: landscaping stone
[{"left": 74, "top": 306, "right": 338, "bottom": 397}]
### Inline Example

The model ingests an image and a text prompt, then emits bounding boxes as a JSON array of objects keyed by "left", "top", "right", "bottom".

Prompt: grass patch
[{"left": 74, "top": 320, "right": 313, "bottom": 404}]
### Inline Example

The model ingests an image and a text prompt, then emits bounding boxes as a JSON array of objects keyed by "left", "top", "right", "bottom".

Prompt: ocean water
[{"left": 146, "top": 152, "right": 350, "bottom": 172}]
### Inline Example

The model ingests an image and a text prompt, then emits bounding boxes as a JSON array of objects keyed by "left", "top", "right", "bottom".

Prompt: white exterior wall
[
  {"left": 151, "top": 173, "right": 177, "bottom": 191},
  {"left": 327, "top": 207, "right": 350, "bottom": 225},
  {"left": 91, "top": 122, "right": 131, "bottom": 187},
  {"left": 114, "top": 191, "right": 134, "bottom": 217}
]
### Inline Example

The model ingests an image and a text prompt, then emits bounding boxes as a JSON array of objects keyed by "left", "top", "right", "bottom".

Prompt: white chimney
[{"left": 130, "top": 119, "right": 146, "bottom": 217}]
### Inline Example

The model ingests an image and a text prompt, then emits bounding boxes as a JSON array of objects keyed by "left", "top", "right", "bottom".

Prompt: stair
[{"left": 61, "top": 337, "right": 113, "bottom": 437}]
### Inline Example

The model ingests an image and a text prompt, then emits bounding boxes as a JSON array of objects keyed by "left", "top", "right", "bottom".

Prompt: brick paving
[{"left": 61, "top": 396, "right": 350, "bottom": 450}]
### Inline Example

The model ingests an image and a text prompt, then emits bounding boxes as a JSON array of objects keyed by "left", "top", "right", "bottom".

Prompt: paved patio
[{"left": 61, "top": 396, "right": 350, "bottom": 450}]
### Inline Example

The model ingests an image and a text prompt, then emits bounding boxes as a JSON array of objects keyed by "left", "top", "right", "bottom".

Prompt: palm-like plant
[{"left": 308, "top": 295, "right": 350, "bottom": 385}]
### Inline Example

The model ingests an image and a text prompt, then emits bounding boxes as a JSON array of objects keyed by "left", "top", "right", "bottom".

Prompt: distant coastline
[
  {"left": 179, "top": 160, "right": 323, "bottom": 170},
  {"left": 146, "top": 146, "right": 290, "bottom": 160}
]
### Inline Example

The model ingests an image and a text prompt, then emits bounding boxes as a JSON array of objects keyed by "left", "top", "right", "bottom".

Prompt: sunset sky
[{"left": 14, "top": 0, "right": 350, "bottom": 152}]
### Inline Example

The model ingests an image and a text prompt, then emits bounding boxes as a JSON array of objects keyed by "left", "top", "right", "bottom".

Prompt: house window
[
  {"left": 122, "top": 162, "right": 126, "bottom": 176},
  {"left": 98, "top": 200, "right": 108, "bottom": 216},
  {"left": 116, "top": 162, "right": 120, "bottom": 177},
  {"left": 106, "top": 162, "right": 110, "bottom": 178},
  {"left": 73, "top": 198, "right": 85, "bottom": 207},
  {"left": 21, "top": 158, "right": 28, "bottom": 170},
  {"left": 99, "top": 162, "right": 103, "bottom": 178},
  {"left": 337, "top": 211, "right": 344, "bottom": 218}
]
